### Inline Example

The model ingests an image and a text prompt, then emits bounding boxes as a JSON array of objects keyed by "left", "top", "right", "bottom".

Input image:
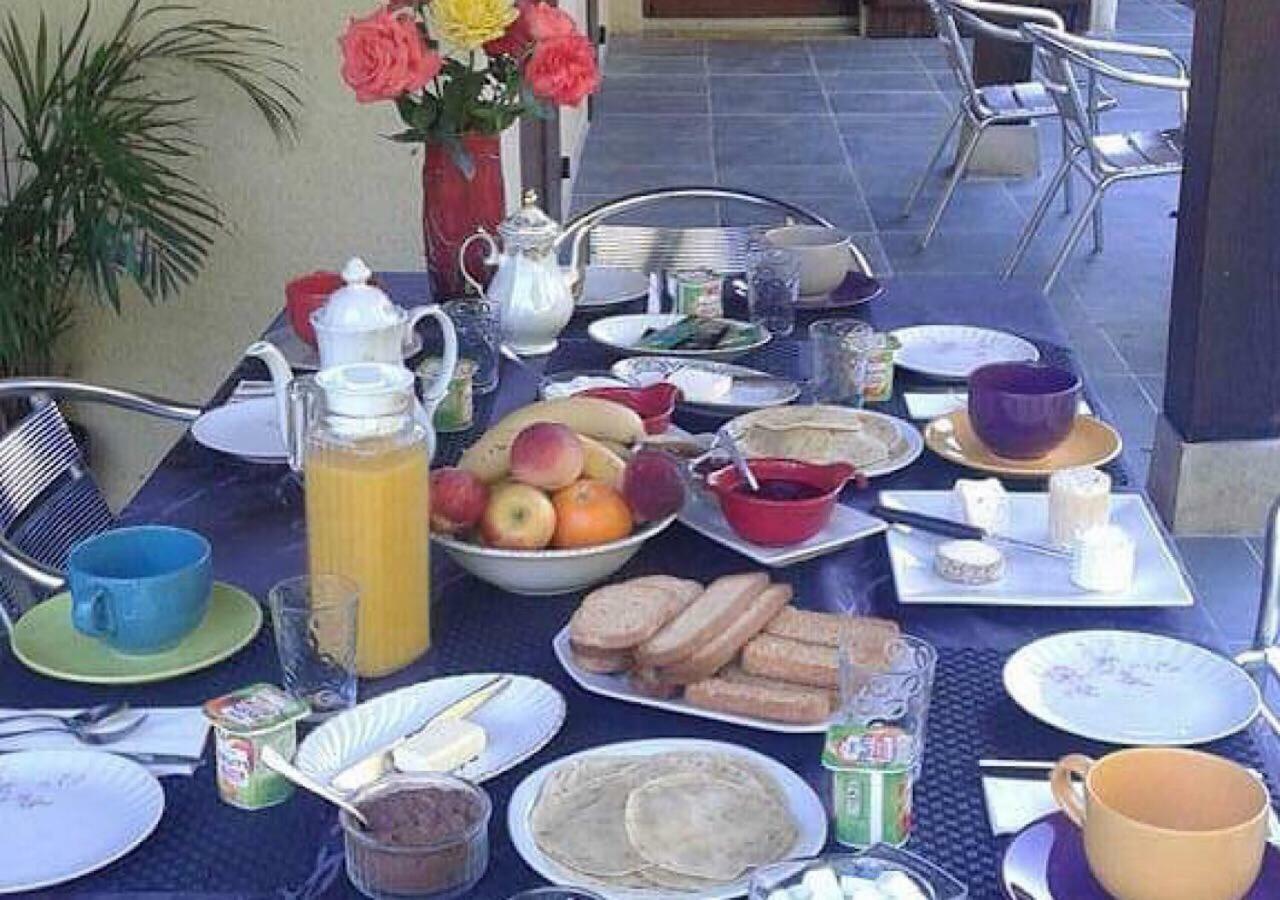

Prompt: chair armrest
[{"left": 0, "top": 378, "right": 201, "bottom": 423}]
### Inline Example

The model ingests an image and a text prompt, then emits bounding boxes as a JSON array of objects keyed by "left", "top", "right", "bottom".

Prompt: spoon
[
  {"left": 261, "top": 745, "right": 370, "bottom": 828},
  {"left": 0, "top": 709, "right": 146, "bottom": 745},
  {"left": 0, "top": 701, "right": 127, "bottom": 730},
  {"left": 717, "top": 430, "right": 760, "bottom": 493}
]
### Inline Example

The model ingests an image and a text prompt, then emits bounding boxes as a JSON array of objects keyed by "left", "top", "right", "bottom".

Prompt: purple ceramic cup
[{"left": 968, "top": 362, "right": 1081, "bottom": 459}]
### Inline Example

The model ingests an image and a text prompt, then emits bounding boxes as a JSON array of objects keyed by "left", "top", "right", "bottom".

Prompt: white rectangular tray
[
  {"left": 678, "top": 490, "right": 886, "bottom": 568},
  {"left": 551, "top": 626, "right": 833, "bottom": 734},
  {"left": 881, "top": 490, "right": 1195, "bottom": 608}
]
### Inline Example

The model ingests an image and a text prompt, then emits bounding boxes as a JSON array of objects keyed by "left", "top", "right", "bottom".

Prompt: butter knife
[
  {"left": 870, "top": 504, "right": 1072, "bottom": 560},
  {"left": 331, "top": 674, "right": 511, "bottom": 794}
]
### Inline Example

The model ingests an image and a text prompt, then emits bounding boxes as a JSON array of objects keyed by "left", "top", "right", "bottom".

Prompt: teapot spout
[{"left": 245, "top": 340, "right": 293, "bottom": 451}]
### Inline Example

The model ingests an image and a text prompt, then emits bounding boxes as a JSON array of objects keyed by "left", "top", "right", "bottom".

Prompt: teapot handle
[
  {"left": 459, "top": 229, "right": 499, "bottom": 300},
  {"left": 407, "top": 305, "right": 459, "bottom": 415}
]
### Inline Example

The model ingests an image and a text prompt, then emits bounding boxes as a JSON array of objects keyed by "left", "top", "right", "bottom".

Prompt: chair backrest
[
  {"left": 559, "top": 187, "right": 874, "bottom": 282},
  {"left": 925, "top": 0, "right": 1064, "bottom": 105},
  {"left": 0, "top": 401, "right": 113, "bottom": 627},
  {"left": 1023, "top": 23, "right": 1190, "bottom": 171}
]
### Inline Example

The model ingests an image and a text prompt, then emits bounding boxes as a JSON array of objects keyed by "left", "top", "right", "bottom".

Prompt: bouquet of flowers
[{"left": 340, "top": 0, "right": 601, "bottom": 145}]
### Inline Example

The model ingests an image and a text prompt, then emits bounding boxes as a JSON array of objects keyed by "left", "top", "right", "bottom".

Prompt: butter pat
[
  {"left": 953, "top": 477, "right": 1008, "bottom": 532},
  {"left": 391, "top": 718, "right": 486, "bottom": 774},
  {"left": 667, "top": 367, "right": 732, "bottom": 404}
]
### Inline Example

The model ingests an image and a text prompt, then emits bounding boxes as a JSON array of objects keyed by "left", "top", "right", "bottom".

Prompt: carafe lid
[
  {"left": 315, "top": 363, "right": 414, "bottom": 418},
  {"left": 497, "top": 190, "right": 561, "bottom": 251},
  {"left": 314, "top": 258, "right": 403, "bottom": 330}
]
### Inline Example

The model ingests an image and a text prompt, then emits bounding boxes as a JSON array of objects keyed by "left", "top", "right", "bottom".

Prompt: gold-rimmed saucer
[{"left": 923, "top": 411, "right": 1122, "bottom": 478}]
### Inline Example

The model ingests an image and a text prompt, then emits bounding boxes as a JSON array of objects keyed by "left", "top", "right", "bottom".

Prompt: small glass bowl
[
  {"left": 341, "top": 773, "right": 492, "bottom": 900},
  {"left": 747, "top": 847, "right": 967, "bottom": 900}
]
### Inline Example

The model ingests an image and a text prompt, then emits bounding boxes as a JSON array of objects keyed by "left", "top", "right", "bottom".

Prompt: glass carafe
[{"left": 292, "top": 363, "right": 431, "bottom": 677}]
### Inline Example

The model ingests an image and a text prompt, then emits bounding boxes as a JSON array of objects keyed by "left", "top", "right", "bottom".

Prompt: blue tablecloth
[{"left": 2, "top": 274, "right": 1268, "bottom": 899}]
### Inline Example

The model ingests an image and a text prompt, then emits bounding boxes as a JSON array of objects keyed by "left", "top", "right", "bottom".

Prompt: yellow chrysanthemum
[{"left": 427, "top": 0, "right": 519, "bottom": 51}]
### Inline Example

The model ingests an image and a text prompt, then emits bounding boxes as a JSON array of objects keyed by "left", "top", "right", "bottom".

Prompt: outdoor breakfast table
[{"left": 2, "top": 273, "right": 1275, "bottom": 898}]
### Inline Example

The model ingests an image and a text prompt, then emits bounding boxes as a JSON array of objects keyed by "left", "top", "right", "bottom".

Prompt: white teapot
[{"left": 460, "top": 191, "right": 574, "bottom": 356}]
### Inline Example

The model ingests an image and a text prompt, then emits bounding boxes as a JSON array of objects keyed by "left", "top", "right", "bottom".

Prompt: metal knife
[
  {"left": 0, "top": 749, "right": 205, "bottom": 767},
  {"left": 870, "top": 504, "right": 1072, "bottom": 560},
  {"left": 331, "top": 674, "right": 511, "bottom": 794}
]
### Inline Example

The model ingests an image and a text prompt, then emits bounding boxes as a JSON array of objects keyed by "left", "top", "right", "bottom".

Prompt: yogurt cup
[{"left": 203, "top": 683, "right": 309, "bottom": 810}]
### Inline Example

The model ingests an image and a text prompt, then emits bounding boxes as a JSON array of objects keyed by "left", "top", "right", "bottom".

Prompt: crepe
[
  {"left": 528, "top": 750, "right": 797, "bottom": 892},
  {"left": 730, "top": 405, "right": 906, "bottom": 470}
]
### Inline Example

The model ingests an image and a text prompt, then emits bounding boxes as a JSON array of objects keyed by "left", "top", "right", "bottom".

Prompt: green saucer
[{"left": 11, "top": 582, "right": 263, "bottom": 685}]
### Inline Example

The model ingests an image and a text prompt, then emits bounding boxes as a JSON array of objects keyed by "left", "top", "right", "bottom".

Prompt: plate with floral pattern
[{"left": 1003, "top": 630, "right": 1260, "bottom": 745}]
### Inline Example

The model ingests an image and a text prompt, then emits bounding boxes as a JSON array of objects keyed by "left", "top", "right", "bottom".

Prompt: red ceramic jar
[
  {"left": 579, "top": 383, "right": 680, "bottom": 435},
  {"left": 706, "top": 458, "right": 857, "bottom": 546}
]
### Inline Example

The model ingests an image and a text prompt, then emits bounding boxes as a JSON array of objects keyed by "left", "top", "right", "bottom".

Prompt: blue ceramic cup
[{"left": 69, "top": 526, "right": 212, "bottom": 655}]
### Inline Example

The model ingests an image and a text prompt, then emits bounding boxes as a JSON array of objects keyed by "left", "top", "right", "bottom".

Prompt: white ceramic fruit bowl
[{"left": 432, "top": 514, "right": 678, "bottom": 596}]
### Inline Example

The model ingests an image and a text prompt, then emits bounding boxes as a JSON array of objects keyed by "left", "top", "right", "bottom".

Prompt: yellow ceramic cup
[{"left": 1050, "top": 748, "right": 1269, "bottom": 900}]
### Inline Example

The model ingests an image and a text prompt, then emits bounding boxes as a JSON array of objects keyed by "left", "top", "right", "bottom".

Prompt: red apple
[
  {"left": 429, "top": 467, "right": 490, "bottom": 535},
  {"left": 623, "top": 449, "right": 687, "bottom": 522},
  {"left": 509, "top": 422, "right": 585, "bottom": 491},
  {"left": 480, "top": 482, "right": 557, "bottom": 550}
]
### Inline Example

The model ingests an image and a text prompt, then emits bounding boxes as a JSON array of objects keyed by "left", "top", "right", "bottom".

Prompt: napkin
[
  {"left": 904, "top": 392, "right": 1093, "bottom": 421},
  {"left": 0, "top": 707, "right": 209, "bottom": 777},
  {"left": 982, "top": 774, "right": 1280, "bottom": 843}
]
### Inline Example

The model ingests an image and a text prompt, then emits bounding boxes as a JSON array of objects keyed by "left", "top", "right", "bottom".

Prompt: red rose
[
  {"left": 525, "top": 33, "right": 600, "bottom": 107},
  {"left": 340, "top": 8, "right": 441, "bottom": 103},
  {"left": 484, "top": 0, "right": 535, "bottom": 58},
  {"left": 526, "top": 2, "right": 576, "bottom": 41}
]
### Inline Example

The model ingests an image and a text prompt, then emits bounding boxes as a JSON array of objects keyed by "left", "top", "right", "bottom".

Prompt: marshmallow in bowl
[
  {"left": 666, "top": 367, "right": 732, "bottom": 403},
  {"left": 767, "top": 866, "right": 928, "bottom": 900}
]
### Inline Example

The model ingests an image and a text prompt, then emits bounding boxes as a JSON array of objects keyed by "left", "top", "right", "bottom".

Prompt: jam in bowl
[{"left": 706, "top": 457, "right": 861, "bottom": 546}]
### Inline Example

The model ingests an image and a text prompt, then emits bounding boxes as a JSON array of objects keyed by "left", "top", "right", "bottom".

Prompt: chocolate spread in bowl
[{"left": 347, "top": 783, "right": 489, "bottom": 897}]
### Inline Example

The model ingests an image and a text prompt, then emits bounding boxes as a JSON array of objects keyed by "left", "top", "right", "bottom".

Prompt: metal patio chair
[
  {"left": 1002, "top": 24, "right": 1189, "bottom": 293},
  {"left": 559, "top": 187, "right": 875, "bottom": 288},
  {"left": 0, "top": 378, "right": 199, "bottom": 631},
  {"left": 904, "top": 0, "right": 1074, "bottom": 250},
  {"left": 1237, "top": 497, "right": 1280, "bottom": 737}
]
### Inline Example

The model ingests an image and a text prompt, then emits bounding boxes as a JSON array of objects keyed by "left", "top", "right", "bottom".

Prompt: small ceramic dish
[
  {"left": 705, "top": 458, "right": 860, "bottom": 547},
  {"left": 578, "top": 383, "right": 679, "bottom": 435}
]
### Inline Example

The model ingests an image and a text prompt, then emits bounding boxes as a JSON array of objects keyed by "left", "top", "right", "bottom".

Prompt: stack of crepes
[
  {"left": 529, "top": 750, "right": 798, "bottom": 892},
  {"left": 729, "top": 405, "right": 907, "bottom": 471}
]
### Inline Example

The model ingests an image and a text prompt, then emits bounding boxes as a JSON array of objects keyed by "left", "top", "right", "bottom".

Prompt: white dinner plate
[
  {"left": 891, "top": 325, "right": 1040, "bottom": 380},
  {"left": 574, "top": 266, "right": 650, "bottom": 309},
  {"left": 552, "top": 626, "right": 832, "bottom": 733},
  {"left": 190, "top": 396, "right": 287, "bottom": 463},
  {"left": 295, "top": 674, "right": 565, "bottom": 790},
  {"left": 507, "top": 737, "right": 828, "bottom": 899},
  {"left": 722, "top": 406, "right": 924, "bottom": 480},
  {"left": 611, "top": 356, "right": 801, "bottom": 413},
  {"left": 0, "top": 751, "right": 164, "bottom": 894},
  {"left": 1003, "top": 630, "right": 1261, "bottom": 745},
  {"left": 260, "top": 320, "right": 423, "bottom": 372},
  {"left": 881, "top": 490, "right": 1195, "bottom": 608},
  {"left": 588, "top": 314, "right": 771, "bottom": 362}
]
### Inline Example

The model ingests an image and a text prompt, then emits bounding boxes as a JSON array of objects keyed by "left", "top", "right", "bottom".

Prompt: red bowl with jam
[
  {"left": 579, "top": 383, "right": 680, "bottom": 435},
  {"left": 706, "top": 457, "right": 860, "bottom": 546}
]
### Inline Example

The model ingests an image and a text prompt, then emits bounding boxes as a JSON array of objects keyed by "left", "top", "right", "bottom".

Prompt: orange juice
[{"left": 305, "top": 438, "right": 430, "bottom": 677}]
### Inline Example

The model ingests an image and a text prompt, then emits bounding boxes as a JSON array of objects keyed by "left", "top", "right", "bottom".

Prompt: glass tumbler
[
  {"left": 810, "top": 318, "right": 875, "bottom": 406},
  {"left": 837, "top": 632, "right": 938, "bottom": 773},
  {"left": 443, "top": 299, "right": 500, "bottom": 395},
  {"left": 268, "top": 574, "right": 359, "bottom": 720},
  {"left": 747, "top": 247, "right": 801, "bottom": 337}
]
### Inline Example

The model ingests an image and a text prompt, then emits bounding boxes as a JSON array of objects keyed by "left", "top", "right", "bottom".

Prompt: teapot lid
[
  {"left": 315, "top": 258, "right": 403, "bottom": 330},
  {"left": 315, "top": 363, "right": 414, "bottom": 418},
  {"left": 497, "top": 190, "right": 561, "bottom": 250}
]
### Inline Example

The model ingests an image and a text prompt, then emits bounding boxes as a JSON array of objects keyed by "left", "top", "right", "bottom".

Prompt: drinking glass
[
  {"left": 810, "top": 318, "right": 875, "bottom": 406},
  {"left": 444, "top": 298, "right": 500, "bottom": 395},
  {"left": 837, "top": 632, "right": 938, "bottom": 773},
  {"left": 746, "top": 247, "right": 801, "bottom": 337},
  {"left": 268, "top": 574, "right": 359, "bottom": 720}
]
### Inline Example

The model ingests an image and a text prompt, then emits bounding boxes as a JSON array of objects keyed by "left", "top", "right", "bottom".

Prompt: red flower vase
[{"left": 422, "top": 133, "right": 505, "bottom": 300}]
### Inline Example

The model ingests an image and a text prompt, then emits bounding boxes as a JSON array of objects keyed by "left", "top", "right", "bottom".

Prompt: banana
[
  {"left": 458, "top": 397, "right": 646, "bottom": 483},
  {"left": 579, "top": 434, "right": 627, "bottom": 489}
]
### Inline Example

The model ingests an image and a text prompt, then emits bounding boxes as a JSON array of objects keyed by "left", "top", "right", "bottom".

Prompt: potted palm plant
[{"left": 0, "top": 1, "right": 300, "bottom": 408}]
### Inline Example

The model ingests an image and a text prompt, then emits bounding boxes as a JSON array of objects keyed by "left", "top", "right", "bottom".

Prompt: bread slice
[
  {"left": 660, "top": 583, "right": 794, "bottom": 684},
  {"left": 684, "top": 675, "right": 831, "bottom": 724},
  {"left": 717, "top": 663, "right": 839, "bottom": 708},
  {"left": 625, "top": 575, "right": 703, "bottom": 610},
  {"left": 568, "top": 581, "right": 686, "bottom": 651},
  {"left": 764, "top": 607, "right": 899, "bottom": 648},
  {"left": 627, "top": 666, "right": 680, "bottom": 700},
  {"left": 634, "top": 572, "right": 770, "bottom": 667},
  {"left": 569, "top": 642, "right": 632, "bottom": 675},
  {"left": 741, "top": 633, "right": 840, "bottom": 689}
]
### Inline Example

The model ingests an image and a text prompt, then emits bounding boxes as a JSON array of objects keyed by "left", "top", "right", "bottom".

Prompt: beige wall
[{"left": 1, "top": 0, "right": 524, "bottom": 507}]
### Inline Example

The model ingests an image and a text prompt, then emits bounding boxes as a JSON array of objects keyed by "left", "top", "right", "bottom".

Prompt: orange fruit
[{"left": 550, "top": 479, "right": 634, "bottom": 549}]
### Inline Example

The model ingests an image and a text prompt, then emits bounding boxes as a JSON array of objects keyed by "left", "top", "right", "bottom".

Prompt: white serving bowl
[
  {"left": 588, "top": 313, "right": 771, "bottom": 362},
  {"left": 432, "top": 515, "right": 678, "bottom": 596},
  {"left": 764, "top": 224, "right": 853, "bottom": 297}
]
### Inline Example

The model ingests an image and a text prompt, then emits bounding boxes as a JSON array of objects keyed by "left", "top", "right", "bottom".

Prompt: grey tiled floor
[{"left": 572, "top": 1, "right": 1270, "bottom": 640}]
